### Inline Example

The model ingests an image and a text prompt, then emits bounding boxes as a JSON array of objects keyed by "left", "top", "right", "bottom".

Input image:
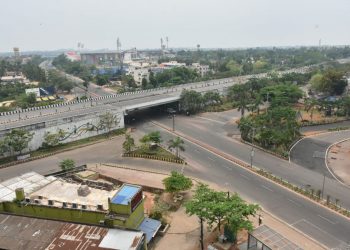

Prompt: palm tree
[
  {"left": 227, "top": 85, "right": 251, "bottom": 117},
  {"left": 123, "top": 133, "right": 135, "bottom": 153},
  {"left": 168, "top": 137, "right": 185, "bottom": 158}
]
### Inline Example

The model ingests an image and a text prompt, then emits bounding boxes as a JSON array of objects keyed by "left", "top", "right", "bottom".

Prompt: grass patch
[
  {"left": 130, "top": 146, "right": 179, "bottom": 160},
  {"left": 204, "top": 101, "right": 234, "bottom": 112}
]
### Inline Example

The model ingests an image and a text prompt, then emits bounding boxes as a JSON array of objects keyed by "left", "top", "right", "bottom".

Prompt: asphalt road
[
  {"left": 290, "top": 130, "right": 350, "bottom": 182},
  {"left": 135, "top": 118, "right": 350, "bottom": 249},
  {"left": 144, "top": 112, "right": 350, "bottom": 212},
  {"left": 1, "top": 112, "right": 350, "bottom": 248}
]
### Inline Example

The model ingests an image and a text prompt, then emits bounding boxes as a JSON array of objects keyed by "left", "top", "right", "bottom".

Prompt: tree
[
  {"left": 304, "top": 98, "right": 318, "bottom": 121},
  {"left": 98, "top": 111, "right": 120, "bottom": 135},
  {"left": 43, "top": 129, "right": 67, "bottom": 148},
  {"left": 168, "top": 137, "right": 185, "bottom": 158},
  {"left": 186, "top": 183, "right": 259, "bottom": 246},
  {"left": 259, "top": 84, "right": 303, "bottom": 107},
  {"left": 203, "top": 91, "right": 222, "bottom": 105},
  {"left": 227, "top": 85, "right": 251, "bottom": 117},
  {"left": 59, "top": 159, "right": 75, "bottom": 171},
  {"left": 180, "top": 90, "right": 203, "bottom": 114},
  {"left": 185, "top": 183, "right": 212, "bottom": 250},
  {"left": 341, "top": 97, "right": 350, "bottom": 118},
  {"left": 122, "top": 75, "right": 137, "bottom": 88},
  {"left": 140, "top": 131, "right": 162, "bottom": 148},
  {"left": 122, "top": 133, "right": 135, "bottom": 153},
  {"left": 163, "top": 171, "right": 193, "bottom": 196},
  {"left": 96, "top": 75, "right": 109, "bottom": 86},
  {"left": 4, "top": 129, "right": 33, "bottom": 155},
  {"left": 225, "top": 194, "right": 259, "bottom": 244},
  {"left": 16, "top": 93, "right": 37, "bottom": 109}
]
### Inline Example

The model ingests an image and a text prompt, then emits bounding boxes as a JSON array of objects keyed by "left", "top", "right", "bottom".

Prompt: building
[
  {"left": 190, "top": 63, "right": 210, "bottom": 77},
  {"left": 0, "top": 172, "right": 160, "bottom": 244},
  {"left": 126, "top": 63, "right": 151, "bottom": 86},
  {"left": 160, "top": 61, "right": 186, "bottom": 69},
  {"left": 0, "top": 213, "right": 146, "bottom": 250},
  {"left": 81, "top": 51, "right": 119, "bottom": 65},
  {"left": 0, "top": 71, "right": 28, "bottom": 84},
  {"left": 64, "top": 51, "right": 81, "bottom": 61}
]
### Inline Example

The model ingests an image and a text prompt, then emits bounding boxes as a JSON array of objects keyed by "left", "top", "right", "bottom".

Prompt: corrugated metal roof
[
  {"left": 0, "top": 214, "right": 64, "bottom": 250},
  {"left": 250, "top": 225, "right": 303, "bottom": 250},
  {"left": 0, "top": 214, "right": 145, "bottom": 250},
  {"left": 99, "top": 228, "right": 144, "bottom": 250},
  {"left": 47, "top": 223, "right": 111, "bottom": 250},
  {"left": 138, "top": 217, "right": 161, "bottom": 243}
]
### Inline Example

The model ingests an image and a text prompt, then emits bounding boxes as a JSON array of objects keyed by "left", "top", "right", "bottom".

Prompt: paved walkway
[
  {"left": 87, "top": 163, "right": 167, "bottom": 190},
  {"left": 327, "top": 139, "right": 350, "bottom": 186}
]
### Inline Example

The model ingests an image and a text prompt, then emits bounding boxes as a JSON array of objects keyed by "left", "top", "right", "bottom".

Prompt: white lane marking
[
  {"left": 287, "top": 198, "right": 301, "bottom": 207},
  {"left": 194, "top": 115, "right": 225, "bottom": 124},
  {"left": 318, "top": 214, "right": 336, "bottom": 225},
  {"left": 302, "top": 219, "right": 341, "bottom": 241},
  {"left": 261, "top": 185, "right": 274, "bottom": 192},
  {"left": 240, "top": 174, "right": 251, "bottom": 180},
  {"left": 289, "top": 218, "right": 304, "bottom": 226},
  {"left": 208, "top": 157, "right": 215, "bottom": 161}
]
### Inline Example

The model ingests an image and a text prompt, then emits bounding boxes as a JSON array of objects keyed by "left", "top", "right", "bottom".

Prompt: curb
[{"left": 122, "top": 153, "right": 185, "bottom": 165}]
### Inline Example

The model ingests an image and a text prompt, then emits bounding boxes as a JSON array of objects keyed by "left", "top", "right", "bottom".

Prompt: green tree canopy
[
  {"left": 59, "top": 159, "right": 75, "bottom": 171},
  {"left": 163, "top": 171, "right": 193, "bottom": 196},
  {"left": 168, "top": 137, "right": 185, "bottom": 158},
  {"left": 1, "top": 129, "right": 33, "bottom": 155},
  {"left": 180, "top": 90, "right": 203, "bottom": 114},
  {"left": 122, "top": 133, "right": 135, "bottom": 153}
]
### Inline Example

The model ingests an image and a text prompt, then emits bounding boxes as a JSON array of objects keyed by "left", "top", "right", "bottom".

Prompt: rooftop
[
  {"left": 0, "top": 172, "right": 56, "bottom": 202},
  {"left": 29, "top": 179, "right": 117, "bottom": 211},
  {"left": 0, "top": 214, "right": 144, "bottom": 250},
  {"left": 111, "top": 184, "right": 141, "bottom": 205},
  {"left": 249, "top": 225, "right": 303, "bottom": 250}
]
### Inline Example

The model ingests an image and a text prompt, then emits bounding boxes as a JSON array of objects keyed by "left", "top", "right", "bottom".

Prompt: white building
[
  {"left": 190, "top": 63, "right": 210, "bottom": 77},
  {"left": 0, "top": 72, "right": 28, "bottom": 84},
  {"left": 160, "top": 61, "right": 186, "bottom": 69},
  {"left": 126, "top": 62, "right": 150, "bottom": 86}
]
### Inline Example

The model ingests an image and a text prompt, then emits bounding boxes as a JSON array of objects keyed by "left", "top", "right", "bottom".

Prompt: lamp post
[
  {"left": 250, "top": 127, "right": 256, "bottom": 168},
  {"left": 172, "top": 114, "right": 175, "bottom": 131}
]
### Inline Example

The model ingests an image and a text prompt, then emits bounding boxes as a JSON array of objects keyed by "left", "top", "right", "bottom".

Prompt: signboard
[{"left": 131, "top": 190, "right": 142, "bottom": 212}]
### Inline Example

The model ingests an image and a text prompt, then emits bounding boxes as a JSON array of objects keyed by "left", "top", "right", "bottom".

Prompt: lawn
[{"left": 130, "top": 146, "right": 179, "bottom": 160}]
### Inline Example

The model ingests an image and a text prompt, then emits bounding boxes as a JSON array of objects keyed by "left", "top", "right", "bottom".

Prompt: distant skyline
[{"left": 1, "top": 0, "right": 349, "bottom": 52}]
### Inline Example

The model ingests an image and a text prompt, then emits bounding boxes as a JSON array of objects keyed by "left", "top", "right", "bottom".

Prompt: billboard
[{"left": 25, "top": 88, "right": 40, "bottom": 97}]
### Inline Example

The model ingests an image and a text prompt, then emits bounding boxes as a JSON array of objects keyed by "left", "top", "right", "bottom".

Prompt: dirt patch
[{"left": 327, "top": 140, "right": 350, "bottom": 186}]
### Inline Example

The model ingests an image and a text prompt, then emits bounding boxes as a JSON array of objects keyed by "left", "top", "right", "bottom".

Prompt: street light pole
[
  {"left": 172, "top": 114, "right": 175, "bottom": 131},
  {"left": 250, "top": 128, "right": 255, "bottom": 168}
]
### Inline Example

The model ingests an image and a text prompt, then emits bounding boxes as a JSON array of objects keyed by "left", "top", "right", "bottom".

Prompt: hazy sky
[{"left": 1, "top": 0, "right": 349, "bottom": 52}]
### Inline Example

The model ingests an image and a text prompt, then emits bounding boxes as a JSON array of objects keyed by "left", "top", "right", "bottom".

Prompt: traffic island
[{"left": 123, "top": 146, "right": 185, "bottom": 165}]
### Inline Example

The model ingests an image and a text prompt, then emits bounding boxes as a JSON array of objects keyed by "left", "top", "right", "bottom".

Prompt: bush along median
[{"left": 257, "top": 169, "right": 350, "bottom": 218}]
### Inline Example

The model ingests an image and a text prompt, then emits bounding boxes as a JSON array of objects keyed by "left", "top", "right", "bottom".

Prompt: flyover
[{"left": 0, "top": 64, "right": 311, "bottom": 131}]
